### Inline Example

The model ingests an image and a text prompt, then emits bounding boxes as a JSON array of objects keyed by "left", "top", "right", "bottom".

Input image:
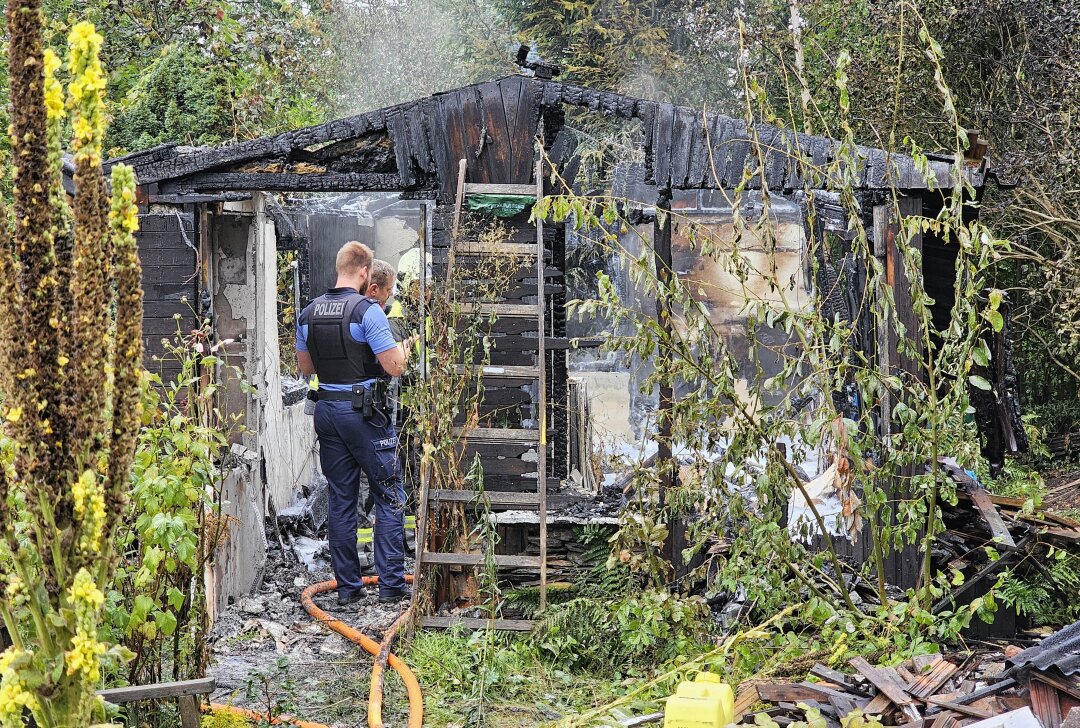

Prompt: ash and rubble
[
  {"left": 206, "top": 525, "right": 408, "bottom": 728},
  {"left": 734, "top": 617, "right": 1080, "bottom": 728}
]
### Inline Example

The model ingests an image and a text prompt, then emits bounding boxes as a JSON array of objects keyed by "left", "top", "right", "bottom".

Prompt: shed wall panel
[{"left": 137, "top": 207, "right": 199, "bottom": 381}]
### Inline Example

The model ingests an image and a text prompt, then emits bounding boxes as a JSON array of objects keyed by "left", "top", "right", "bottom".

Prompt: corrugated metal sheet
[{"left": 1008, "top": 619, "right": 1080, "bottom": 676}]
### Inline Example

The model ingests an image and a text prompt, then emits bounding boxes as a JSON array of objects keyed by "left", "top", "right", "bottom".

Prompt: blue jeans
[{"left": 314, "top": 400, "right": 407, "bottom": 598}]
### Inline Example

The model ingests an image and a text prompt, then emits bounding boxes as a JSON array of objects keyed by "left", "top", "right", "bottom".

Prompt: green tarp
[{"left": 466, "top": 193, "right": 536, "bottom": 218}]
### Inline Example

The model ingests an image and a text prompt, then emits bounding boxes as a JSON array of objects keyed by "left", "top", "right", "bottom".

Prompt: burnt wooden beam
[
  {"left": 949, "top": 677, "right": 1018, "bottom": 706},
  {"left": 147, "top": 192, "right": 251, "bottom": 204},
  {"left": 654, "top": 190, "right": 676, "bottom": 518},
  {"left": 125, "top": 109, "right": 388, "bottom": 184},
  {"left": 669, "top": 105, "right": 695, "bottom": 189},
  {"left": 923, "top": 697, "right": 992, "bottom": 720},
  {"left": 386, "top": 106, "right": 416, "bottom": 187},
  {"left": 653, "top": 103, "right": 676, "bottom": 188},
  {"left": 162, "top": 172, "right": 402, "bottom": 194},
  {"left": 298, "top": 132, "right": 398, "bottom": 173}
]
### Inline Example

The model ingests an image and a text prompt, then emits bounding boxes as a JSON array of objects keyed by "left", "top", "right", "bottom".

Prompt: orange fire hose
[
  {"left": 209, "top": 574, "right": 421, "bottom": 728},
  {"left": 302, "top": 576, "right": 423, "bottom": 728},
  {"left": 368, "top": 605, "right": 413, "bottom": 727}
]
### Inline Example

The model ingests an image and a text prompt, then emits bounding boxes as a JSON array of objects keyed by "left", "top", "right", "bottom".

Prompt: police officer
[
  {"left": 361, "top": 259, "right": 402, "bottom": 529},
  {"left": 296, "top": 242, "right": 411, "bottom": 606},
  {"left": 366, "top": 259, "right": 396, "bottom": 312}
]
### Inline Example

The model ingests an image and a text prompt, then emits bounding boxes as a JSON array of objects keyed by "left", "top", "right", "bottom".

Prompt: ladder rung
[
  {"left": 453, "top": 427, "right": 539, "bottom": 442},
  {"left": 429, "top": 490, "right": 542, "bottom": 507},
  {"left": 459, "top": 303, "right": 536, "bottom": 317},
  {"left": 455, "top": 242, "right": 537, "bottom": 256},
  {"left": 419, "top": 616, "right": 534, "bottom": 631},
  {"left": 455, "top": 365, "right": 540, "bottom": 379},
  {"left": 463, "top": 183, "right": 537, "bottom": 196},
  {"left": 422, "top": 552, "right": 543, "bottom": 568}
]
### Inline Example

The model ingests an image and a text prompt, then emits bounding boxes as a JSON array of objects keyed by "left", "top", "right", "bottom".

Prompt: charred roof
[{"left": 108, "top": 75, "right": 989, "bottom": 199}]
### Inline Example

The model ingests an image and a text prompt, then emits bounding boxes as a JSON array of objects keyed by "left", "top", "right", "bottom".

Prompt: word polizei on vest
[{"left": 313, "top": 299, "right": 348, "bottom": 318}]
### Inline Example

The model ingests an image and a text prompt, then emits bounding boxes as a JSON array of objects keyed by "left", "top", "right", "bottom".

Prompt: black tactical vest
[{"left": 305, "top": 291, "right": 388, "bottom": 385}]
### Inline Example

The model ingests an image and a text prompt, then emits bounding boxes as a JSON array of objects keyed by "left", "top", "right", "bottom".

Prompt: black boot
[
  {"left": 378, "top": 587, "right": 412, "bottom": 605},
  {"left": 338, "top": 587, "right": 368, "bottom": 607}
]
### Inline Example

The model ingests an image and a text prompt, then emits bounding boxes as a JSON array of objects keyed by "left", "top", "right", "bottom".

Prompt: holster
[
  {"left": 352, "top": 380, "right": 390, "bottom": 421},
  {"left": 351, "top": 384, "right": 372, "bottom": 418}
]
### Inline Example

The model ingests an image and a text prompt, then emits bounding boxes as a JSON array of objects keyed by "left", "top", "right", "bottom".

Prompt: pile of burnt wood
[
  {"left": 933, "top": 458, "right": 1080, "bottom": 627},
  {"left": 735, "top": 619, "right": 1080, "bottom": 728}
]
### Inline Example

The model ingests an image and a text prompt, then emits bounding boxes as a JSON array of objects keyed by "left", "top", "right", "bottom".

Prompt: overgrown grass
[{"left": 403, "top": 626, "right": 627, "bottom": 726}]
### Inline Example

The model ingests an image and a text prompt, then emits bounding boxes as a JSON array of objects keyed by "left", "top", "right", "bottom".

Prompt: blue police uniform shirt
[{"left": 296, "top": 286, "right": 398, "bottom": 391}]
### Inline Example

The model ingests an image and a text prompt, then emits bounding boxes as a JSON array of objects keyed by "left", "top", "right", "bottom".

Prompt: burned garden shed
[{"left": 107, "top": 70, "right": 1016, "bottom": 614}]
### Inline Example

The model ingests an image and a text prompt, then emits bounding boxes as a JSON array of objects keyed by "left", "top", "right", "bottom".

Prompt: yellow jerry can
[{"left": 663, "top": 672, "right": 735, "bottom": 728}]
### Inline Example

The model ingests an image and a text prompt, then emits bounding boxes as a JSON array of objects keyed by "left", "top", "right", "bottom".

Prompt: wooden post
[
  {"left": 452, "top": 159, "right": 467, "bottom": 239},
  {"left": 447, "top": 160, "right": 467, "bottom": 286},
  {"left": 178, "top": 696, "right": 201, "bottom": 728},
  {"left": 873, "top": 196, "right": 924, "bottom": 590},
  {"left": 410, "top": 200, "right": 431, "bottom": 624},
  {"left": 888, "top": 197, "right": 924, "bottom": 382},
  {"left": 654, "top": 192, "right": 674, "bottom": 497},
  {"left": 536, "top": 159, "right": 548, "bottom": 610},
  {"left": 872, "top": 205, "right": 892, "bottom": 434},
  {"left": 653, "top": 191, "right": 677, "bottom": 570}
]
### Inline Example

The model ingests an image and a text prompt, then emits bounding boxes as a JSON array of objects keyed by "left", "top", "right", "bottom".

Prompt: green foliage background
[
  {"left": 4, "top": 1, "right": 1078, "bottom": 723},
  {"left": 7, "top": 0, "right": 1064, "bottom": 431},
  {"left": 1, "top": 0, "right": 335, "bottom": 157}
]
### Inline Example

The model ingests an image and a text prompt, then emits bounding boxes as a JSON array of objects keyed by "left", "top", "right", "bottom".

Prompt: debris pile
[
  {"left": 1008, "top": 619, "right": 1080, "bottom": 728},
  {"left": 735, "top": 619, "right": 1080, "bottom": 728},
  {"left": 206, "top": 533, "right": 406, "bottom": 726},
  {"left": 935, "top": 458, "right": 1080, "bottom": 621},
  {"left": 277, "top": 472, "right": 330, "bottom": 538}
]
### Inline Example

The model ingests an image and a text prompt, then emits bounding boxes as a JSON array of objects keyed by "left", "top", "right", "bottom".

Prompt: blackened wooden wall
[{"left": 136, "top": 207, "right": 200, "bottom": 383}]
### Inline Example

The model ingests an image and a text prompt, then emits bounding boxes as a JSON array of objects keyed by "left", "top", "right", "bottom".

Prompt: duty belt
[
  {"left": 310, "top": 382, "right": 392, "bottom": 426},
  {"left": 309, "top": 390, "right": 353, "bottom": 401}
]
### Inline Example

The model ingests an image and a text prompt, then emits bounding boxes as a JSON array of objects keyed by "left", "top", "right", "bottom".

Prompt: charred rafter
[{"left": 160, "top": 172, "right": 403, "bottom": 194}]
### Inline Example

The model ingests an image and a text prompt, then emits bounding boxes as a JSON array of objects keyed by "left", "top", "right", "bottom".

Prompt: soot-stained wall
[{"left": 567, "top": 188, "right": 808, "bottom": 467}]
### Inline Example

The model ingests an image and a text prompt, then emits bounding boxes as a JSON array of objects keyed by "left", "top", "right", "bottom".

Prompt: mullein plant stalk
[{"left": 0, "top": 3, "right": 143, "bottom": 724}]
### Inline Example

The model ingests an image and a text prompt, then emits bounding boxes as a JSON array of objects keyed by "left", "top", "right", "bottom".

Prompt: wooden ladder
[{"left": 414, "top": 159, "right": 549, "bottom": 631}]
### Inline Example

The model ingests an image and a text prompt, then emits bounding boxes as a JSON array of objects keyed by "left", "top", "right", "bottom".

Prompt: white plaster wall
[
  {"left": 252, "top": 193, "right": 318, "bottom": 514},
  {"left": 373, "top": 215, "right": 419, "bottom": 269},
  {"left": 206, "top": 457, "right": 267, "bottom": 621},
  {"left": 207, "top": 195, "right": 317, "bottom": 619},
  {"left": 572, "top": 371, "right": 636, "bottom": 456}
]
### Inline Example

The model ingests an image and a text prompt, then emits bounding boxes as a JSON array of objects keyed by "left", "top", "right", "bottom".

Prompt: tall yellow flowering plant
[{"left": 0, "top": 3, "right": 143, "bottom": 725}]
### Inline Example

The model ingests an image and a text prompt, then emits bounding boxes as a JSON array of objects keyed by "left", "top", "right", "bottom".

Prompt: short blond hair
[
  {"left": 369, "top": 259, "right": 395, "bottom": 291},
  {"left": 336, "top": 241, "right": 373, "bottom": 277}
]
